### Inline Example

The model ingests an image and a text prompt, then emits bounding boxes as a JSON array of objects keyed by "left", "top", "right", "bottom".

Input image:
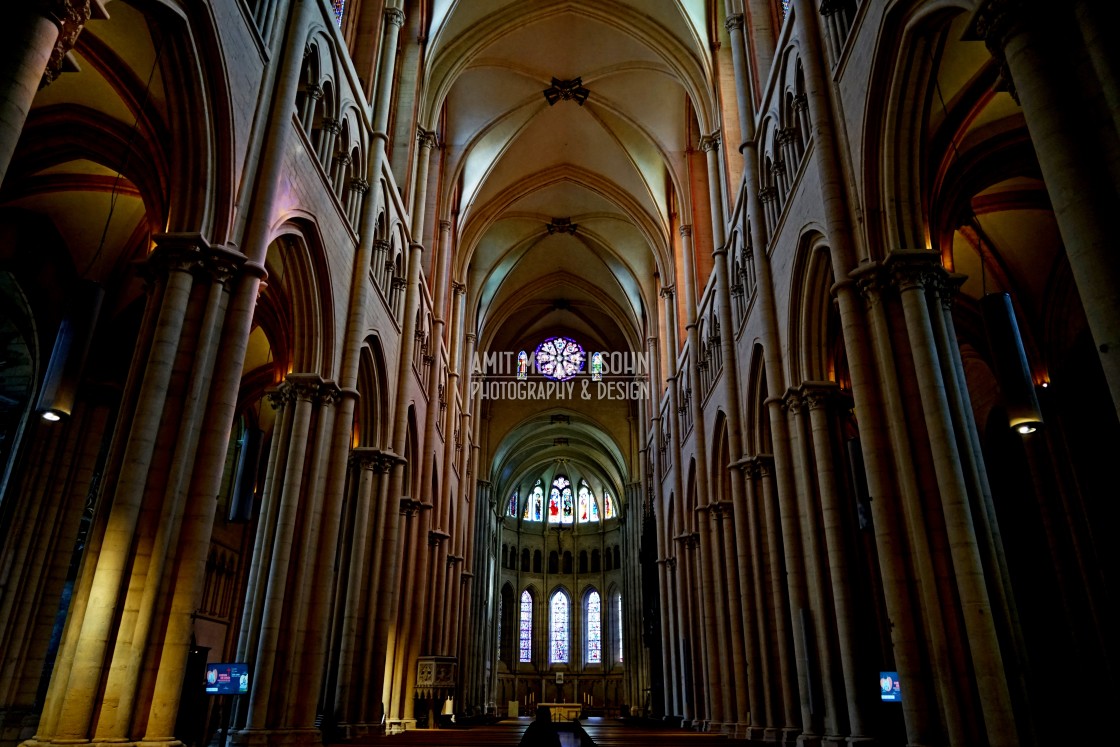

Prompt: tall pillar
[
  {"left": 891, "top": 255, "right": 1017, "bottom": 746},
  {"left": 0, "top": 0, "right": 91, "bottom": 188},
  {"left": 661, "top": 285, "right": 693, "bottom": 723},
  {"left": 42, "top": 241, "right": 201, "bottom": 743},
  {"left": 783, "top": 388, "right": 842, "bottom": 743},
  {"left": 756, "top": 456, "right": 800, "bottom": 744},
  {"left": 678, "top": 223, "right": 724, "bottom": 729},
  {"left": 739, "top": 459, "right": 777, "bottom": 740},
  {"left": 791, "top": 1, "right": 948, "bottom": 743},
  {"left": 972, "top": 0, "right": 1120, "bottom": 420},
  {"left": 802, "top": 383, "right": 871, "bottom": 742},
  {"left": 854, "top": 266, "right": 962, "bottom": 746},
  {"left": 241, "top": 375, "right": 322, "bottom": 734},
  {"left": 105, "top": 247, "right": 242, "bottom": 742}
]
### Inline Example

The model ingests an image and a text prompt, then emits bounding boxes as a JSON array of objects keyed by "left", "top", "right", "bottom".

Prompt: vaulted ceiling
[{"left": 424, "top": 1, "right": 719, "bottom": 498}]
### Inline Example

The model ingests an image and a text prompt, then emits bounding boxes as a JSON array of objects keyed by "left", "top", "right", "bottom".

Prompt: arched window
[
  {"left": 550, "top": 590, "right": 570, "bottom": 663},
  {"left": 578, "top": 481, "right": 599, "bottom": 523},
  {"left": 331, "top": 0, "right": 345, "bottom": 27},
  {"left": 524, "top": 480, "right": 544, "bottom": 521},
  {"left": 519, "top": 591, "right": 533, "bottom": 663},
  {"left": 604, "top": 490, "right": 616, "bottom": 519},
  {"left": 586, "top": 590, "right": 602, "bottom": 664},
  {"left": 508, "top": 490, "right": 518, "bottom": 517},
  {"left": 549, "top": 475, "right": 573, "bottom": 524}
]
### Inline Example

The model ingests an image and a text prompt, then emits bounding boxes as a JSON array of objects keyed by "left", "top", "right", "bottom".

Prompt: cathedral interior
[{"left": 0, "top": 1, "right": 1117, "bottom": 746}]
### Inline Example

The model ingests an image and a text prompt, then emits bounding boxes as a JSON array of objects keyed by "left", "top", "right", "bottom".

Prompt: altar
[{"left": 536, "top": 702, "right": 582, "bottom": 721}]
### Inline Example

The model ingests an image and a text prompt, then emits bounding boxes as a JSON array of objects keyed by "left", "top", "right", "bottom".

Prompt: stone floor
[{"left": 352, "top": 716, "right": 752, "bottom": 746}]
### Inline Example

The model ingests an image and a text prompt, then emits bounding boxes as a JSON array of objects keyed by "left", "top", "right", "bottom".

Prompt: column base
[
  {"left": 821, "top": 736, "right": 848, "bottom": 747},
  {"left": 780, "top": 727, "right": 802, "bottom": 745},
  {"left": 2, "top": 708, "right": 40, "bottom": 747},
  {"left": 384, "top": 719, "right": 415, "bottom": 735},
  {"left": 747, "top": 726, "right": 770, "bottom": 742},
  {"left": 846, "top": 736, "right": 877, "bottom": 746}
]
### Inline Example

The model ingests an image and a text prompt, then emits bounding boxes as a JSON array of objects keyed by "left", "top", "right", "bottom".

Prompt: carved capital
[
  {"left": 783, "top": 388, "right": 803, "bottom": 414},
  {"left": 267, "top": 381, "right": 295, "bottom": 410},
  {"left": 725, "top": 13, "right": 744, "bottom": 32},
  {"left": 417, "top": 127, "right": 438, "bottom": 150},
  {"left": 147, "top": 233, "right": 209, "bottom": 279},
  {"left": 39, "top": 0, "right": 91, "bottom": 89},
  {"left": 286, "top": 373, "right": 324, "bottom": 402},
  {"left": 699, "top": 132, "right": 721, "bottom": 153},
  {"left": 887, "top": 252, "right": 944, "bottom": 294},
  {"left": 384, "top": 7, "right": 406, "bottom": 28},
  {"left": 802, "top": 382, "right": 840, "bottom": 412},
  {"left": 659, "top": 285, "right": 675, "bottom": 300},
  {"left": 678, "top": 224, "right": 693, "bottom": 238}
]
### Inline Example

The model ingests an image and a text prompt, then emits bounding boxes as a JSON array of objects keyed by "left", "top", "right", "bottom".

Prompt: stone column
[
  {"left": 439, "top": 281, "right": 467, "bottom": 652},
  {"left": 854, "top": 266, "right": 961, "bottom": 746},
  {"left": 318, "top": 116, "right": 342, "bottom": 165},
  {"left": 782, "top": 388, "right": 841, "bottom": 742},
  {"left": 242, "top": 374, "right": 321, "bottom": 734},
  {"left": 282, "top": 382, "right": 343, "bottom": 730},
  {"left": 236, "top": 385, "right": 294, "bottom": 665},
  {"left": 661, "top": 284, "right": 692, "bottom": 722},
  {"left": 739, "top": 459, "right": 776, "bottom": 740},
  {"left": 107, "top": 246, "right": 242, "bottom": 743},
  {"left": 0, "top": 0, "right": 91, "bottom": 188},
  {"left": 335, "top": 450, "right": 391, "bottom": 729},
  {"left": 972, "top": 0, "right": 1120, "bottom": 421},
  {"left": 43, "top": 239, "right": 201, "bottom": 743},
  {"left": 756, "top": 455, "right": 800, "bottom": 744},
  {"left": 802, "top": 383, "right": 871, "bottom": 742},
  {"left": 891, "top": 255, "right": 1017, "bottom": 746},
  {"left": 679, "top": 224, "right": 724, "bottom": 728},
  {"left": 723, "top": 11, "right": 753, "bottom": 150}
]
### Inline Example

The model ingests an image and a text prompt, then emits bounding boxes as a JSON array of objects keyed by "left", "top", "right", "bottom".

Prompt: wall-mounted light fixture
[{"left": 35, "top": 280, "right": 104, "bottom": 421}]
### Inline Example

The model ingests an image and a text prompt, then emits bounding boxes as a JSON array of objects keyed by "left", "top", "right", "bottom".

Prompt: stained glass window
[
  {"left": 498, "top": 593, "right": 503, "bottom": 658},
  {"left": 550, "top": 590, "right": 569, "bottom": 663},
  {"left": 534, "top": 336, "right": 586, "bottom": 381},
  {"left": 524, "top": 480, "right": 543, "bottom": 521},
  {"left": 577, "top": 481, "right": 599, "bottom": 523},
  {"left": 549, "top": 476, "right": 573, "bottom": 524},
  {"left": 586, "top": 590, "right": 602, "bottom": 663},
  {"left": 604, "top": 490, "right": 616, "bottom": 519},
  {"left": 519, "top": 591, "right": 532, "bottom": 662},
  {"left": 508, "top": 491, "right": 518, "bottom": 517},
  {"left": 332, "top": 0, "right": 345, "bottom": 26},
  {"left": 781, "top": 0, "right": 792, "bottom": 19}
]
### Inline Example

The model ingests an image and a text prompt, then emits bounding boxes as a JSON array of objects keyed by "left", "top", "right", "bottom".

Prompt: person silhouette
[{"left": 519, "top": 705, "right": 562, "bottom": 747}]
